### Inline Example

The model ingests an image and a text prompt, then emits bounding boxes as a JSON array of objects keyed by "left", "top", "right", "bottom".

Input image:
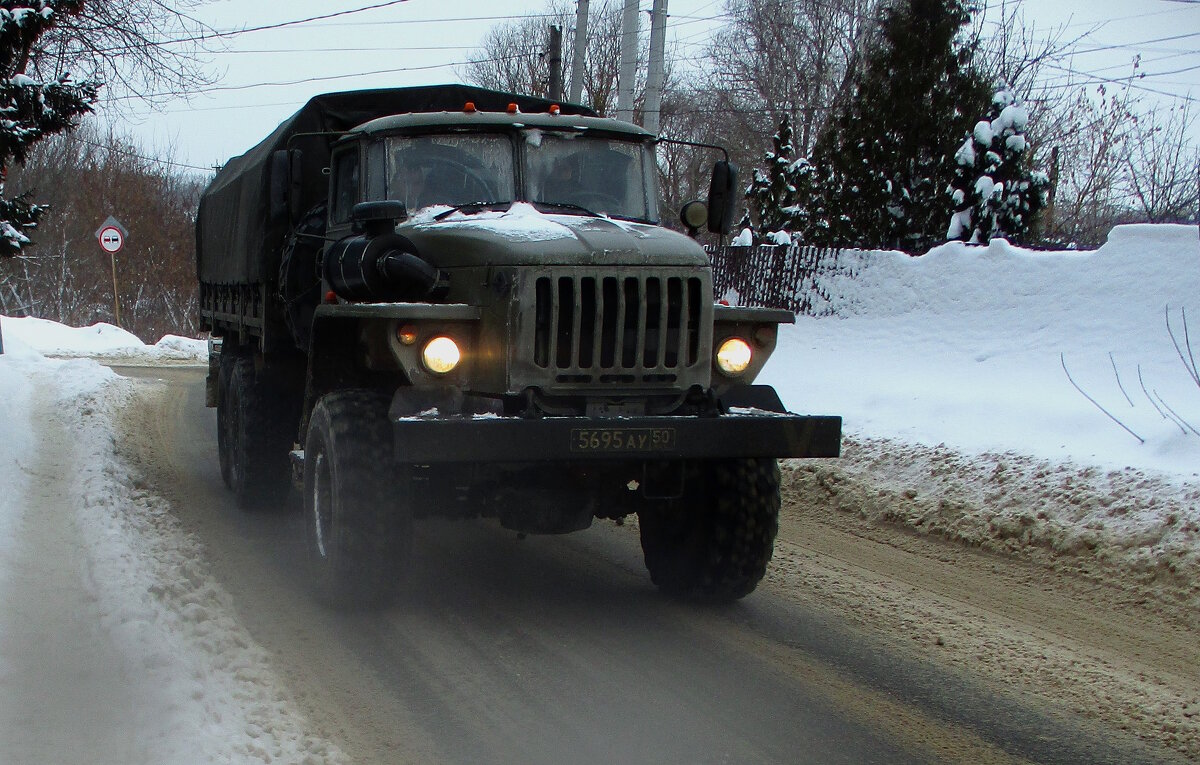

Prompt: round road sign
[{"left": 98, "top": 225, "right": 124, "bottom": 254}]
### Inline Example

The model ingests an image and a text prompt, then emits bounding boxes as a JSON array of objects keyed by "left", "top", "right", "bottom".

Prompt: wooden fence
[{"left": 707, "top": 244, "right": 850, "bottom": 316}]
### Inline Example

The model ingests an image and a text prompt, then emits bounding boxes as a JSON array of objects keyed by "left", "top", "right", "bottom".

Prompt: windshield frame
[{"left": 375, "top": 128, "right": 660, "bottom": 224}]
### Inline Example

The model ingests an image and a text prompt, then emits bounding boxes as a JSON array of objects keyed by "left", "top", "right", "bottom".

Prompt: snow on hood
[{"left": 406, "top": 201, "right": 657, "bottom": 243}]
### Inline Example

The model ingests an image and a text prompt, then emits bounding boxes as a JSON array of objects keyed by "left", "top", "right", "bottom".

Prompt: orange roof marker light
[
  {"left": 549, "top": 104, "right": 561, "bottom": 115},
  {"left": 463, "top": 101, "right": 477, "bottom": 113},
  {"left": 507, "top": 102, "right": 520, "bottom": 114}
]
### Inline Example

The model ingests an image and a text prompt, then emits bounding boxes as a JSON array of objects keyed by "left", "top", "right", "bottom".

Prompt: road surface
[{"left": 115, "top": 366, "right": 1194, "bottom": 764}]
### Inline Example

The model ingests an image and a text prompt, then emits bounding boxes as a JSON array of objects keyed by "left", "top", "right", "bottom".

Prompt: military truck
[{"left": 196, "top": 84, "right": 840, "bottom": 607}]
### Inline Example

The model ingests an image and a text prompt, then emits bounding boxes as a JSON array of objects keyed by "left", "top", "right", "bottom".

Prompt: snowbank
[
  {"left": 764, "top": 224, "right": 1200, "bottom": 477},
  {"left": 762, "top": 224, "right": 1200, "bottom": 608},
  {"left": 1, "top": 316, "right": 206, "bottom": 362},
  {"left": 0, "top": 349, "right": 342, "bottom": 763}
]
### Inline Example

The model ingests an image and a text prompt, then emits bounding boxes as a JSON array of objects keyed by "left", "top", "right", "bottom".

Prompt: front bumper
[{"left": 391, "top": 411, "right": 841, "bottom": 463}]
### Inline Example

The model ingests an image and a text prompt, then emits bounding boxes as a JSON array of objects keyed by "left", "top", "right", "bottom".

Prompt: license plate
[{"left": 570, "top": 427, "right": 677, "bottom": 453}]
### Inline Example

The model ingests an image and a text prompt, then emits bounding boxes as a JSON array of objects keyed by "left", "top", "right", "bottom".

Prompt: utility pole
[
  {"left": 616, "top": 0, "right": 639, "bottom": 122},
  {"left": 1047, "top": 145, "right": 1060, "bottom": 236},
  {"left": 643, "top": 0, "right": 668, "bottom": 135},
  {"left": 548, "top": 25, "right": 563, "bottom": 102},
  {"left": 569, "top": 0, "right": 589, "bottom": 104}
]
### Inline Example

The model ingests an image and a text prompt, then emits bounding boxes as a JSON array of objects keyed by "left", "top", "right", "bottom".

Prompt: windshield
[
  {"left": 383, "top": 130, "right": 658, "bottom": 222},
  {"left": 524, "top": 132, "right": 658, "bottom": 221},
  {"left": 386, "top": 133, "right": 515, "bottom": 212}
]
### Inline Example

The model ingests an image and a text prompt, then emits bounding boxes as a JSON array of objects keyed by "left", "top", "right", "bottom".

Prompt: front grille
[{"left": 532, "top": 273, "right": 705, "bottom": 384}]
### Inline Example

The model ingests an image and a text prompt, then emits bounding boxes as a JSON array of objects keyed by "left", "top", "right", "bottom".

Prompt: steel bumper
[{"left": 392, "top": 412, "right": 842, "bottom": 463}]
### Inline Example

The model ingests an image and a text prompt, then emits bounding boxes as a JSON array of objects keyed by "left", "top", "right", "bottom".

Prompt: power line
[
  {"left": 106, "top": 52, "right": 540, "bottom": 102},
  {"left": 1071, "top": 31, "right": 1200, "bottom": 56},
  {"left": 62, "top": 134, "right": 215, "bottom": 173},
  {"left": 210, "top": 44, "right": 481, "bottom": 55},
  {"left": 92, "top": 5, "right": 558, "bottom": 57}
]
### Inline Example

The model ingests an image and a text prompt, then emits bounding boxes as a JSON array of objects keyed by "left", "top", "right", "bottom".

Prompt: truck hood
[{"left": 397, "top": 202, "right": 708, "bottom": 268}]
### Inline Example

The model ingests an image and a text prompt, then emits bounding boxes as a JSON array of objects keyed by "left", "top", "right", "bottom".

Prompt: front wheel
[
  {"left": 637, "top": 458, "right": 781, "bottom": 603},
  {"left": 303, "top": 389, "right": 410, "bottom": 608}
]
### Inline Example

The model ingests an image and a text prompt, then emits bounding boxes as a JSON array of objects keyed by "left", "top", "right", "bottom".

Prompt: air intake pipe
[{"left": 323, "top": 232, "right": 449, "bottom": 303}]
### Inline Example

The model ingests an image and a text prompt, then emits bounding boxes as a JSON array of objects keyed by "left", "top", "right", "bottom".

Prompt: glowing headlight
[
  {"left": 715, "top": 337, "right": 753, "bottom": 376},
  {"left": 421, "top": 336, "right": 461, "bottom": 374}
]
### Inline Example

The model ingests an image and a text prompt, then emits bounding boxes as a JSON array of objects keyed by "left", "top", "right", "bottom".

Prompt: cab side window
[{"left": 330, "top": 150, "right": 360, "bottom": 224}]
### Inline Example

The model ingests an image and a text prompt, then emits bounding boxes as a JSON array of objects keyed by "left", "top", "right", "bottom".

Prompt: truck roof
[
  {"left": 351, "top": 110, "right": 653, "bottom": 140},
  {"left": 197, "top": 84, "right": 599, "bottom": 285}
]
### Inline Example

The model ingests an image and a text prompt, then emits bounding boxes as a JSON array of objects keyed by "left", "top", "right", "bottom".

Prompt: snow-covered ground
[
  {"left": 764, "top": 224, "right": 1200, "bottom": 478},
  {"left": 0, "top": 223, "right": 1197, "bottom": 760},
  {"left": 0, "top": 328, "right": 345, "bottom": 763}
]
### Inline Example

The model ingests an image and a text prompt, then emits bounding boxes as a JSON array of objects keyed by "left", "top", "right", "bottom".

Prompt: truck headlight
[
  {"left": 421, "top": 336, "right": 461, "bottom": 374},
  {"left": 715, "top": 337, "right": 753, "bottom": 376}
]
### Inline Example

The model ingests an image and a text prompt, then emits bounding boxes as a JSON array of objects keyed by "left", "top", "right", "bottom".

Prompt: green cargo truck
[{"left": 196, "top": 84, "right": 840, "bottom": 607}]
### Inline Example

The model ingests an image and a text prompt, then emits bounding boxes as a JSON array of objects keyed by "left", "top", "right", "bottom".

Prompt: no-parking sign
[{"left": 95, "top": 216, "right": 128, "bottom": 254}]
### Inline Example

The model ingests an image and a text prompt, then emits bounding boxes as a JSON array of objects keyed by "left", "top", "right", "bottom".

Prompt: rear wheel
[
  {"left": 224, "top": 353, "right": 295, "bottom": 510},
  {"left": 216, "top": 350, "right": 235, "bottom": 489},
  {"left": 637, "top": 458, "right": 780, "bottom": 603},
  {"left": 303, "top": 389, "right": 409, "bottom": 609}
]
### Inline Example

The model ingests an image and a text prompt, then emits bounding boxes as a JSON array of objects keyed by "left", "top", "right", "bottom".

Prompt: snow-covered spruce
[
  {"left": 0, "top": 1, "right": 98, "bottom": 255},
  {"left": 947, "top": 86, "right": 1049, "bottom": 244}
]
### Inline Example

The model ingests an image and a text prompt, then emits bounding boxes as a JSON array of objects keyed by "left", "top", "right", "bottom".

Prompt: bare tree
[
  {"left": 972, "top": 0, "right": 1200, "bottom": 245},
  {"left": 1123, "top": 102, "right": 1200, "bottom": 224},
  {"left": 705, "top": 0, "right": 879, "bottom": 159},
  {"left": 460, "top": 0, "right": 644, "bottom": 116},
  {"left": 28, "top": 0, "right": 218, "bottom": 106},
  {"left": 2, "top": 122, "right": 206, "bottom": 340}
]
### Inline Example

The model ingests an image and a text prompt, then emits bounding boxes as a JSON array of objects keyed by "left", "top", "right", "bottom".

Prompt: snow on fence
[{"left": 707, "top": 244, "right": 850, "bottom": 316}]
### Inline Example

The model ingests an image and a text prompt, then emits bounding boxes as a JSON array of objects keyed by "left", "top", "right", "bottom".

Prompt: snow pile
[
  {"left": 0, "top": 347, "right": 343, "bottom": 763},
  {"left": 784, "top": 436, "right": 1200, "bottom": 610},
  {"left": 766, "top": 224, "right": 1200, "bottom": 476},
  {"left": 765, "top": 223, "right": 1200, "bottom": 606},
  {"left": 1, "top": 316, "right": 206, "bottom": 362}
]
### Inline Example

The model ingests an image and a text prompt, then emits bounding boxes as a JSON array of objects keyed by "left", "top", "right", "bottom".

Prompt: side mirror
[
  {"left": 269, "top": 149, "right": 303, "bottom": 225},
  {"left": 707, "top": 160, "right": 739, "bottom": 235},
  {"left": 352, "top": 200, "right": 408, "bottom": 235}
]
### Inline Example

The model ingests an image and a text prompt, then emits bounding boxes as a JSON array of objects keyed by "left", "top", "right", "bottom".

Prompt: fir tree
[
  {"left": 0, "top": 1, "right": 97, "bottom": 255},
  {"left": 746, "top": 114, "right": 797, "bottom": 242},
  {"left": 947, "top": 87, "right": 1049, "bottom": 244},
  {"left": 813, "top": 0, "right": 991, "bottom": 253},
  {"left": 745, "top": 114, "right": 836, "bottom": 245}
]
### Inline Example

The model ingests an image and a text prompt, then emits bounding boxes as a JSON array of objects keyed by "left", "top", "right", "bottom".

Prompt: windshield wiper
[
  {"left": 531, "top": 200, "right": 602, "bottom": 218},
  {"left": 433, "top": 201, "right": 510, "bottom": 221}
]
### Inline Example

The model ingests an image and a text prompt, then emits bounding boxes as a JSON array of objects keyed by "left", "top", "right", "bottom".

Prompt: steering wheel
[
  {"left": 427, "top": 158, "right": 495, "bottom": 203},
  {"left": 571, "top": 191, "right": 623, "bottom": 214}
]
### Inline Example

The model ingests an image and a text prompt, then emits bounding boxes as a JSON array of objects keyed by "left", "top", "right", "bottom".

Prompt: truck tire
[
  {"left": 225, "top": 354, "right": 294, "bottom": 509},
  {"left": 216, "top": 349, "right": 235, "bottom": 489},
  {"left": 303, "top": 389, "right": 409, "bottom": 609},
  {"left": 637, "top": 458, "right": 780, "bottom": 603}
]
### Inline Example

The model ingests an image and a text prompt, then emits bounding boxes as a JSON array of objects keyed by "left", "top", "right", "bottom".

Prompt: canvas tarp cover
[{"left": 196, "top": 85, "right": 596, "bottom": 284}]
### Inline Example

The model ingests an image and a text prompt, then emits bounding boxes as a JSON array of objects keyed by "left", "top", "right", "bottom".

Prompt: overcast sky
[{"left": 108, "top": 0, "right": 1200, "bottom": 173}]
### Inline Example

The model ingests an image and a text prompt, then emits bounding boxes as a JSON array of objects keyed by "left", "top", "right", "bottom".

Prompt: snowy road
[{"left": 109, "top": 366, "right": 1194, "bottom": 765}]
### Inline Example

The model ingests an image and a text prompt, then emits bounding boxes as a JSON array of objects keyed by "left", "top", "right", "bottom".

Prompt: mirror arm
[{"left": 655, "top": 137, "right": 730, "bottom": 163}]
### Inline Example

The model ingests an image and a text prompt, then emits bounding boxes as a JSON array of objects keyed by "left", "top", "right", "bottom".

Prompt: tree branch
[{"left": 1061, "top": 353, "right": 1144, "bottom": 444}]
